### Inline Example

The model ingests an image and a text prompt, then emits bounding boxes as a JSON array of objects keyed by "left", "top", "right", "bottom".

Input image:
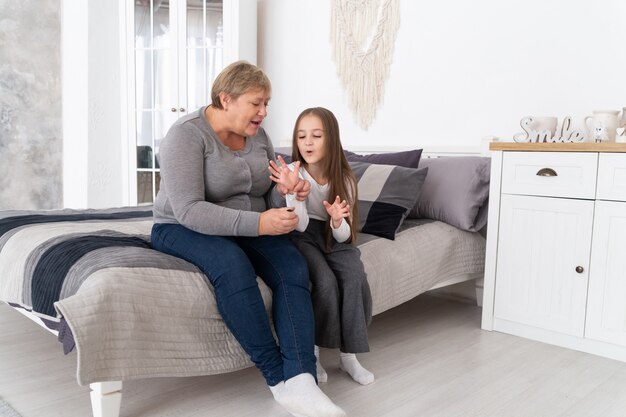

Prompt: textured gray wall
[{"left": 0, "top": 1, "right": 62, "bottom": 210}]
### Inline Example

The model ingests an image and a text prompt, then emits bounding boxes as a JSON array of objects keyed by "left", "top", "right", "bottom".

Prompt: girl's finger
[
  {"left": 277, "top": 155, "right": 287, "bottom": 169},
  {"left": 268, "top": 167, "right": 280, "bottom": 177},
  {"left": 269, "top": 160, "right": 280, "bottom": 170}
]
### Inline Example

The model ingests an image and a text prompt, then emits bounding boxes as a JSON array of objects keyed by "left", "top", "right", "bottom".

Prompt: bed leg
[
  {"left": 475, "top": 277, "right": 484, "bottom": 307},
  {"left": 89, "top": 381, "right": 122, "bottom": 417}
]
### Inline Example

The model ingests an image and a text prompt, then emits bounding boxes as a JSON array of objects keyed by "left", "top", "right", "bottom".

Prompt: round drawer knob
[
  {"left": 575, "top": 266, "right": 584, "bottom": 274},
  {"left": 179, "top": 107, "right": 186, "bottom": 112},
  {"left": 171, "top": 107, "right": 177, "bottom": 112}
]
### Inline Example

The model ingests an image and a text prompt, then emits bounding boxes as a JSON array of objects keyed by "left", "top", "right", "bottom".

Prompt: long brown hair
[{"left": 291, "top": 107, "right": 359, "bottom": 245}]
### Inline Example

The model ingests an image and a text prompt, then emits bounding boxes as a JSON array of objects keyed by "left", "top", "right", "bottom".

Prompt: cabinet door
[
  {"left": 494, "top": 194, "right": 594, "bottom": 336},
  {"left": 585, "top": 200, "right": 626, "bottom": 346}
]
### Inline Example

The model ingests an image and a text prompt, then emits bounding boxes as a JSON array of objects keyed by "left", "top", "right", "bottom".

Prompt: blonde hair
[
  {"left": 210, "top": 61, "right": 272, "bottom": 109},
  {"left": 291, "top": 107, "right": 359, "bottom": 245}
]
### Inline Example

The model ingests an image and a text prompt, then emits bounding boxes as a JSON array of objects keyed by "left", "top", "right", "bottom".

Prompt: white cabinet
[
  {"left": 121, "top": 0, "right": 257, "bottom": 204},
  {"left": 482, "top": 143, "right": 626, "bottom": 363}
]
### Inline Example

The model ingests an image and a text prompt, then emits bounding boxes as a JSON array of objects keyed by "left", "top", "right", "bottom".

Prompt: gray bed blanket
[{"left": 0, "top": 208, "right": 485, "bottom": 385}]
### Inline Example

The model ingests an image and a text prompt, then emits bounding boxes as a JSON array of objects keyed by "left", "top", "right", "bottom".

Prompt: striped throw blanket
[
  {"left": 0, "top": 207, "right": 153, "bottom": 314},
  {"left": 0, "top": 206, "right": 271, "bottom": 385}
]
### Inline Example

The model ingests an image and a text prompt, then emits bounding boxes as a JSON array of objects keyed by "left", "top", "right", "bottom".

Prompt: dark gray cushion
[
  {"left": 273, "top": 147, "right": 293, "bottom": 164},
  {"left": 410, "top": 156, "right": 491, "bottom": 232},
  {"left": 344, "top": 149, "right": 422, "bottom": 168},
  {"left": 350, "top": 161, "right": 428, "bottom": 240},
  {"left": 273, "top": 148, "right": 422, "bottom": 170}
]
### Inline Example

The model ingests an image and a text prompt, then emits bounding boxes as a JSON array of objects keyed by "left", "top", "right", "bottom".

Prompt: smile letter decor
[{"left": 331, "top": 0, "right": 400, "bottom": 130}]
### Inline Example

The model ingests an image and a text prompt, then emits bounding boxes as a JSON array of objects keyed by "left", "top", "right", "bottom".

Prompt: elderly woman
[{"left": 151, "top": 61, "right": 345, "bottom": 417}]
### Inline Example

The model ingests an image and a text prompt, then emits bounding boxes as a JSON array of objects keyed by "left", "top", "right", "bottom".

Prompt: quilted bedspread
[{"left": 0, "top": 206, "right": 485, "bottom": 386}]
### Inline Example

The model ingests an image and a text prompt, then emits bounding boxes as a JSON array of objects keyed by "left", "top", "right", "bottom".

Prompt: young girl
[{"left": 269, "top": 107, "right": 374, "bottom": 386}]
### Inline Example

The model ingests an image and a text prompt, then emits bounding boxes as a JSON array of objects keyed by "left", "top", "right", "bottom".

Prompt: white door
[
  {"left": 585, "top": 200, "right": 626, "bottom": 347},
  {"left": 123, "top": 0, "right": 255, "bottom": 205},
  {"left": 494, "top": 194, "right": 594, "bottom": 336},
  {"left": 128, "top": 0, "right": 226, "bottom": 204}
]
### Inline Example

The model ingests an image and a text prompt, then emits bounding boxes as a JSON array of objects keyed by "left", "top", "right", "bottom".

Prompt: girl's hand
[
  {"left": 269, "top": 156, "right": 300, "bottom": 193},
  {"left": 292, "top": 178, "right": 311, "bottom": 201},
  {"left": 323, "top": 196, "right": 350, "bottom": 229}
]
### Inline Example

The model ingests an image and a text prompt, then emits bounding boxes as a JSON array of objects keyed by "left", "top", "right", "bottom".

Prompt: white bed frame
[{"left": 10, "top": 145, "right": 485, "bottom": 417}]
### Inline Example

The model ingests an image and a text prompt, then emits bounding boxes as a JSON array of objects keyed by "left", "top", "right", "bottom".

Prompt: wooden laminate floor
[{"left": 2, "top": 293, "right": 626, "bottom": 417}]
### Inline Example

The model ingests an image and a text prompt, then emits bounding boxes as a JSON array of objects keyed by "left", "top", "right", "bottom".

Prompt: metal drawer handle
[
  {"left": 575, "top": 266, "right": 584, "bottom": 274},
  {"left": 536, "top": 168, "right": 558, "bottom": 177}
]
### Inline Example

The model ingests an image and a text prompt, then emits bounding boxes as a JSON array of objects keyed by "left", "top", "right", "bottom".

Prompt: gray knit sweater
[{"left": 152, "top": 106, "right": 283, "bottom": 236}]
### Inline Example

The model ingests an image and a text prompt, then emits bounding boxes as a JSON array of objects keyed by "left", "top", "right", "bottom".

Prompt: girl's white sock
[
  {"left": 314, "top": 345, "right": 328, "bottom": 383},
  {"left": 274, "top": 373, "right": 346, "bottom": 417},
  {"left": 340, "top": 352, "right": 375, "bottom": 385}
]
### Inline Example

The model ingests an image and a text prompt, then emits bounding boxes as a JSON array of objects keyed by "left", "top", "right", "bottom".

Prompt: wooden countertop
[{"left": 489, "top": 142, "right": 626, "bottom": 152}]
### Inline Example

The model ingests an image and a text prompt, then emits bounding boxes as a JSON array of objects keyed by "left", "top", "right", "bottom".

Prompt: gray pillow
[
  {"left": 350, "top": 161, "right": 428, "bottom": 240},
  {"left": 410, "top": 156, "right": 491, "bottom": 232}
]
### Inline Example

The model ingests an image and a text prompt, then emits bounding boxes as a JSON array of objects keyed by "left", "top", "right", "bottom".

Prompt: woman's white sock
[
  {"left": 314, "top": 345, "right": 328, "bottom": 383},
  {"left": 269, "top": 381, "right": 286, "bottom": 400},
  {"left": 340, "top": 352, "right": 375, "bottom": 385},
  {"left": 274, "top": 373, "right": 346, "bottom": 417}
]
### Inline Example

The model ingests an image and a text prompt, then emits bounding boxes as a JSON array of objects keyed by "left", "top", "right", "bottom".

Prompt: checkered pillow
[{"left": 350, "top": 161, "right": 429, "bottom": 240}]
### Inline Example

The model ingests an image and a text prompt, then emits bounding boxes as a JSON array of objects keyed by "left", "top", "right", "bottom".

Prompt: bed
[{"left": 0, "top": 150, "right": 490, "bottom": 417}]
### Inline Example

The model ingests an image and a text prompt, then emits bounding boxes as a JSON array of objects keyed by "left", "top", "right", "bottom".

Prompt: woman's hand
[
  {"left": 269, "top": 156, "right": 300, "bottom": 194},
  {"left": 258, "top": 207, "right": 299, "bottom": 235},
  {"left": 323, "top": 196, "right": 350, "bottom": 229}
]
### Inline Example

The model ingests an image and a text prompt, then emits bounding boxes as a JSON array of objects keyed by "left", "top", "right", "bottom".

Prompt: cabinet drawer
[
  {"left": 501, "top": 152, "right": 598, "bottom": 199},
  {"left": 597, "top": 153, "right": 626, "bottom": 202}
]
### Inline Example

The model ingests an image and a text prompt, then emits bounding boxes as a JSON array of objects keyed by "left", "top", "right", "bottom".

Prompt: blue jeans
[{"left": 151, "top": 223, "right": 316, "bottom": 386}]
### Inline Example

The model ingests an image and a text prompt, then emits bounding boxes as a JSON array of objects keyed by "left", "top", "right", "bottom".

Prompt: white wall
[
  {"left": 63, "top": 0, "right": 124, "bottom": 209},
  {"left": 257, "top": 0, "right": 626, "bottom": 150},
  {"left": 87, "top": 0, "right": 124, "bottom": 208}
]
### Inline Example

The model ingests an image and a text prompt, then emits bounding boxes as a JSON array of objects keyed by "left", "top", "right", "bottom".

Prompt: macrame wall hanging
[{"left": 331, "top": 0, "right": 400, "bottom": 130}]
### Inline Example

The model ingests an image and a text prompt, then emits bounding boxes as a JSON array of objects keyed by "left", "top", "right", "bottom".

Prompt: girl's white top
[{"left": 285, "top": 163, "right": 351, "bottom": 243}]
